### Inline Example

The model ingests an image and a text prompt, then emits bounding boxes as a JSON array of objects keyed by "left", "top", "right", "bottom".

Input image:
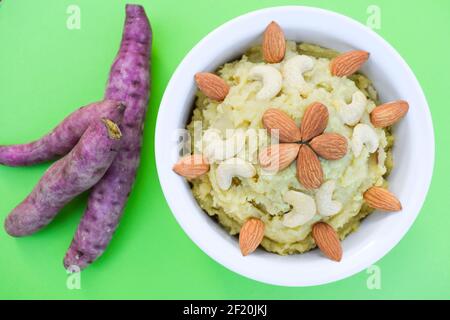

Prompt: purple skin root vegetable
[
  {"left": 64, "top": 4, "right": 152, "bottom": 270},
  {"left": 0, "top": 100, "right": 124, "bottom": 166},
  {"left": 4, "top": 105, "right": 125, "bottom": 237}
]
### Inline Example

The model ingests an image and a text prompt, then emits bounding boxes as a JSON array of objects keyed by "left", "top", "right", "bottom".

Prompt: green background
[{"left": 0, "top": 0, "right": 448, "bottom": 299}]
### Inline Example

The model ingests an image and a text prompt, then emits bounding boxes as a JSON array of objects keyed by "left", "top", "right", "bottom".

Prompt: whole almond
[
  {"left": 259, "top": 143, "right": 300, "bottom": 171},
  {"left": 312, "top": 222, "right": 343, "bottom": 262},
  {"left": 239, "top": 218, "right": 265, "bottom": 256},
  {"left": 297, "top": 145, "right": 323, "bottom": 189},
  {"left": 300, "top": 102, "right": 329, "bottom": 141},
  {"left": 363, "top": 186, "right": 402, "bottom": 211},
  {"left": 195, "top": 72, "right": 230, "bottom": 101},
  {"left": 310, "top": 133, "right": 348, "bottom": 160},
  {"left": 262, "top": 21, "right": 286, "bottom": 63},
  {"left": 370, "top": 100, "right": 409, "bottom": 128},
  {"left": 330, "top": 50, "right": 369, "bottom": 77},
  {"left": 262, "top": 108, "right": 302, "bottom": 142},
  {"left": 172, "top": 154, "right": 210, "bottom": 180}
]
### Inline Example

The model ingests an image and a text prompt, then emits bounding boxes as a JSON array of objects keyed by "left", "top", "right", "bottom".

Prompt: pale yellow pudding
[{"left": 187, "top": 42, "right": 393, "bottom": 255}]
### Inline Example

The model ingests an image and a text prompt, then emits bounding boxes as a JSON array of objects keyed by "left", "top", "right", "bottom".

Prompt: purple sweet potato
[
  {"left": 4, "top": 104, "right": 125, "bottom": 237},
  {"left": 64, "top": 4, "right": 151, "bottom": 270},
  {"left": 0, "top": 100, "right": 123, "bottom": 166}
]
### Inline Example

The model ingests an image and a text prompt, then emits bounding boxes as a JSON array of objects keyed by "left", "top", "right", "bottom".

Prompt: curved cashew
[
  {"left": 201, "top": 129, "right": 245, "bottom": 162},
  {"left": 282, "top": 55, "right": 314, "bottom": 88},
  {"left": 351, "top": 124, "right": 379, "bottom": 157},
  {"left": 282, "top": 190, "right": 316, "bottom": 228},
  {"left": 249, "top": 65, "right": 282, "bottom": 100},
  {"left": 339, "top": 91, "right": 367, "bottom": 126},
  {"left": 216, "top": 158, "right": 256, "bottom": 190},
  {"left": 315, "top": 180, "right": 342, "bottom": 217}
]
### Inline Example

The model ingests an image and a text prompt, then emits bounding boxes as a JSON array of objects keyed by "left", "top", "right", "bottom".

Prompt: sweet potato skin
[
  {"left": 64, "top": 4, "right": 151, "bottom": 270},
  {"left": 4, "top": 105, "right": 125, "bottom": 237},
  {"left": 0, "top": 100, "right": 122, "bottom": 166}
]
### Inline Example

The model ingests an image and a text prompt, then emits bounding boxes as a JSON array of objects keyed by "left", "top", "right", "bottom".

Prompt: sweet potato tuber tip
[{"left": 101, "top": 118, "right": 122, "bottom": 140}]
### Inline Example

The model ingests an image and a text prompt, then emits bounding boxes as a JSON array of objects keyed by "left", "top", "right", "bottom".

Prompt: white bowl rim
[{"left": 155, "top": 6, "right": 435, "bottom": 287}]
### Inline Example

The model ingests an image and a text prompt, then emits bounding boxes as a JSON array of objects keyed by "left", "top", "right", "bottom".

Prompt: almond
[
  {"left": 312, "top": 222, "right": 343, "bottom": 262},
  {"left": 370, "top": 100, "right": 409, "bottom": 128},
  {"left": 363, "top": 186, "right": 402, "bottom": 211},
  {"left": 172, "top": 154, "right": 210, "bottom": 180},
  {"left": 296, "top": 145, "right": 323, "bottom": 189},
  {"left": 300, "top": 102, "right": 329, "bottom": 141},
  {"left": 262, "top": 21, "right": 286, "bottom": 63},
  {"left": 195, "top": 72, "right": 230, "bottom": 101},
  {"left": 262, "top": 108, "right": 302, "bottom": 143},
  {"left": 259, "top": 143, "right": 300, "bottom": 171},
  {"left": 239, "top": 218, "right": 265, "bottom": 256},
  {"left": 310, "top": 133, "right": 348, "bottom": 160},
  {"left": 330, "top": 50, "right": 369, "bottom": 77}
]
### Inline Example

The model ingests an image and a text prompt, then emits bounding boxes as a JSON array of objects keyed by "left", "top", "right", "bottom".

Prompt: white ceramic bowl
[{"left": 155, "top": 6, "right": 434, "bottom": 286}]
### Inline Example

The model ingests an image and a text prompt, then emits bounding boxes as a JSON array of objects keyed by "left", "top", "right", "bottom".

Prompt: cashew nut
[
  {"left": 216, "top": 158, "right": 256, "bottom": 190},
  {"left": 282, "top": 55, "right": 314, "bottom": 89},
  {"left": 351, "top": 123, "right": 379, "bottom": 157},
  {"left": 281, "top": 190, "right": 316, "bottom": 228},
  {"left": 339, "top": 91, "right": 367, "bottom": 126},
  {"left": 249, "top": 65, "right": 282, "bottom": 100},
  {"left": 201, "top": 129, "right": 245, "bottom": 162},
  {"left": 315, "top": 180, "right": 342, "bottom": 217}
]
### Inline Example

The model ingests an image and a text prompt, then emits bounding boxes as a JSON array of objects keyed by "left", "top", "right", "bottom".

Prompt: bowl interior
[{"left": 155, "top": 6, "right": 434, "bottom": 286}]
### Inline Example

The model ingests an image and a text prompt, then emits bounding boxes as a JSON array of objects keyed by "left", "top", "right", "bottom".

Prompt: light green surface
[{"left": 0, "top": 0, "right": 448, "bottom": 299}]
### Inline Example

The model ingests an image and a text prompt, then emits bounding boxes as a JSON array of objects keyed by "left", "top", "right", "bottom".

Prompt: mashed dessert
[{"left": 173, "top": 22, "right": 406, "bottom": 261}]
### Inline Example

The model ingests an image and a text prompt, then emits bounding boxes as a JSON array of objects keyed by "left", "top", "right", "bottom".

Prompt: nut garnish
[
  {"left": 315, "top": 180, "right": 342, "bottom": 217},
  {"left": 297, "top": 145, "right": 324, "bottom": 189},
  {"left": 173, "top": 154, "right": 210, "bottom": 180},
  {"left": 282, "top": 190, "right": 317, "bottom": 227},
  {"left": 310, "top": 133, "right": 348, "bottom": 160},
  {"left": 301, "top": 102, "right": 329, "bottom": 141},
  {"left": 262, "top": 108, "right": 302, "bottom": 142},
  {"left": 239, "top": 218, "right": 265, "bottom": 256},
  {"left": 370, "top": 100, "right": 409, "bottom": 128},
  {"left": 363, "top": 186, "right": 402, "bottom": 212},
  {"left": 259, "top": 143, "right": 300, "bottom": 172},
  {"left": 262, "top": 21, "right": 286, "bottom": 63},
  {"left": 351, "top": 123, "right": 379, "bottom": 157},
  {"left": 330, "top": 50, "right": 369, "bottom": 77},
  {"left": 201, "top": 129, "right": 245, "bottom": 162},
  {"left": 283, "top": 55, "right": 314, "bottom": 89},
  {"left": 216, "top": 158, "right": 256, "bottom": 191},
  {"left": 249, "top": 65, "right": 283, "bottom": 100},
  {"left": 195, "top": 72, "right": 230, "bottom": 101},
  {"left": 261, "top": 103, "right": 347, "bottom": 189},
  {"left": 339, "top": 91, "right": 367, "bottom": 126},
  {"left": 312, "top": 222, "right": 343, "bottom": 262}
]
